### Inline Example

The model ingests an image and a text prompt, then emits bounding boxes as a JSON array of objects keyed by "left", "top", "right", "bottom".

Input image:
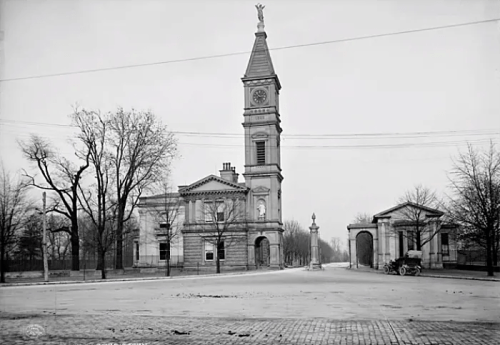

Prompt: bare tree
[
  {"left": 352, "top": 213, "right": 372, "bottom": 224},
  {"left": 329, "top": 237, "right": 349, "bottom": 262},
  {"left": 15, "top": 213, "right": 43, "bottom": 261},
  {"left": 447, "top": 142, "right": 500, "bottom": 277},
  {"left": 19, "top": 135, "right": 89, "bottom": 271},
  {"left": 70, "top": 108, "right": 178, "bottom": 270},
  {"left": 106, "top": 108, "right": 178, "bottom": 270},
  {"left": 200, "top": 197, "right": 247, "bottom": 274},
  {"left": 394, "top": 184, "right": 442, "bottom": 251},
  {"left": 318, "top": 237, "right": 334, "bottom": 264},
  {"left": 46, "top": 214, "right": 71, "bottom": 261},
  {"left": 150, "top": 179, "right": 182, "bottom": 276},
  {"left": 72, "top": 110, "right": 117, "bottom": 279},
  {"left": 0, "top": 165, "right": 32, "bottom": 283},
  {"left": 283, "top": 220, "right": 310, "bottom": 266}
]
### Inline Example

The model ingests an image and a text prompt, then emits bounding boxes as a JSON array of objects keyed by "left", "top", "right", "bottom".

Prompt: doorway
[{"left": 255, "top": 236, "right": 270, "bottom": 268}]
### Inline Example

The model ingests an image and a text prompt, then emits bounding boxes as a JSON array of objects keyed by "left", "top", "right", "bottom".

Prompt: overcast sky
[{"left": 1, "top": 0, "right": 499, "bottom": 245}]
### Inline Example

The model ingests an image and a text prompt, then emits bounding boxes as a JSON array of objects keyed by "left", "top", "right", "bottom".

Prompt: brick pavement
[{"left": 1, "top": 312, "right": 499, "bottom": 345}]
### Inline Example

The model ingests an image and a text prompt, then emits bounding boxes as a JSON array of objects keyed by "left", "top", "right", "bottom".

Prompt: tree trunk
[
  {"left": 493, "top": 230, "right": 499, "bottom": 266},
  {"left": 416, "top": 231, "right": 422, "bottom": 251},
  {"left": 216, "top": 255, "right": 221, "bottom": 274},
  {"left": 485, "top": 229, "right": 494, "bottom": 277},
  {"left": 71, "top": 187, "right": 80, "bottom": 271},
  {"left": 70, "top": 227, "right": 80, "bottom": 271},
  {"left": 100, "top": 251, "right": 106, "bottom": 279},
  {"left": 115, "top": 204, "right": 124, "bottom": 270},
  {"left": 0, "top": 245, "right": 5, "bottom": 283},
  {"left": 166, "top": 241, "right": 171, "bottom": 277},
  {"left": 96, "top": 245, "right": 103, "bottom": 271}
]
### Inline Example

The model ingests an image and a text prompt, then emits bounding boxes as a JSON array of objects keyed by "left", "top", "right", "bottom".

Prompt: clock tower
[{"left": 242, "top": 4, "right": 284, "bottom": 269}]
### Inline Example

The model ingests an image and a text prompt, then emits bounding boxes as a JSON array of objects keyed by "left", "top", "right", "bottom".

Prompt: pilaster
[{"left": 373, "top": 228, "right": 379, "bottom": 269}]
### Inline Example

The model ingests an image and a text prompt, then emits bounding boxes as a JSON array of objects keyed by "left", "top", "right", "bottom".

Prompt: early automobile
[{"left": 383, "top": 250, "right": 422, "bottom": 276}]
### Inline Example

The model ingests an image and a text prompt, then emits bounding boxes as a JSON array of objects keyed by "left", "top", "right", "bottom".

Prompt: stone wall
[{"left": 182, "top": 233, "right": 248, "bottom": 270}]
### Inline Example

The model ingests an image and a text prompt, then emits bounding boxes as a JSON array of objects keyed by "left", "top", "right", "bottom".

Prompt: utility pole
[{"left": 42, "top": 192, "right": 49, "bottom": 282}]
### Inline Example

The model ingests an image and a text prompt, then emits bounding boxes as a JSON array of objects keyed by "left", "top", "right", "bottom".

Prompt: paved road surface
[{"left": 1, "top": 264, "right": 499, "bottom": 344}]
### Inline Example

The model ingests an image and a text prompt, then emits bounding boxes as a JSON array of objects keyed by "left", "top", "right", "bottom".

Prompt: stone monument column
[{"left": 309, "top": 213, "right": 322, "bottom": 270}]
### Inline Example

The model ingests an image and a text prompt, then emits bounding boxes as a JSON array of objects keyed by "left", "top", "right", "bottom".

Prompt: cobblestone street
[
  {"left": 1, "top": 313, "right": 499, "bottom": 345},
  {"left": 1, "top": 265, "right": 499, "bottom": 344}
]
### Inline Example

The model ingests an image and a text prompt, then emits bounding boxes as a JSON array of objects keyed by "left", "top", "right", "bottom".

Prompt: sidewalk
[
  {"left": 419, "top": 268, "right": 500, "bottom": 282},
  {"left": 0, "top": 267, "right": 293, "bottom": 287},
  {"left": 350, "top": 265, "right": 500, "bottom": 282}
]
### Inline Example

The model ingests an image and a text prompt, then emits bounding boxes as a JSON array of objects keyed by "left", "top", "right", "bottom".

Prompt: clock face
[{"left": 252, "top": 89, "right": 268, "bottom": 105}]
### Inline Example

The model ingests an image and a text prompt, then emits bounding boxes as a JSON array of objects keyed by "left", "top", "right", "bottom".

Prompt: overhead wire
[
  {"left": 1, "top": 17, "right": 498, "bottom": 149},
  {"left": 2, "top": 125, "right": 497, "bottom": 150},
  {"left": 1, "top": 118, "right": 498, "bottom": 141},
  {"left": 0, "top": 18, "right": 498, "bottom": 82}
]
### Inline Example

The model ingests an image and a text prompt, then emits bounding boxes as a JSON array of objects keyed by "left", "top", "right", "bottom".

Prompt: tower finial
[{"left": 255, "top": 3, "right": 265, "bottom": 32}]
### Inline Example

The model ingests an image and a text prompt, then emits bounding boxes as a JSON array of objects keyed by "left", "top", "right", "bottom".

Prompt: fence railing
[
  {"left": 457, "top": 249, "right": 498, "bottom": 266},
  {"left": 135, "top": 255, "right": 184, "bottom": 268},
  {"left": 2, "top": 255, "right": 135, "bottom": 272}
]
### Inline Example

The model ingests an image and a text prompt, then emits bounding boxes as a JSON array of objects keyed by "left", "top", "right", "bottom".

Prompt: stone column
[
  {"left": 184, "top": 199, "right": 191, "bottom": 223},
  {"left": 431, "top": 220, "right": 442, "bottom": 268},
  {"left": 388, "top": 226, "right": 396, "bottom": 261},
  {"left": 195, "top": 199, "right": 202, "bottom": 222},
  {"left": 309, "top": 213, "right": 322, "bottom": 270},
  {"left": 350, "top": 237, "right": 357, "bottom": 268},
  {"left": 248, "top": 243, "right": 255, "bottom": 268},
  {"left": 380, "top": 221, "right": 386, "bottom": 264},
  {"left": 270, "top": 244, "right": 280, "bottom": 268},
  {"left": 138, "top": 209, "right": 147, "bottom": 266},
  {"left": 373, "top": 230, "right": 379, "bottom": 269}
]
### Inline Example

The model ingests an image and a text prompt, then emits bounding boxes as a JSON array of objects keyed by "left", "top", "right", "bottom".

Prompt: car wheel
[{"left": 399, "top": 266, "right": 406, "bottom": 276}]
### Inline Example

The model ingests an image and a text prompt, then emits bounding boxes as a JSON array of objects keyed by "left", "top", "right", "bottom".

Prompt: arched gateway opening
[
  {"left": 255, "top": 236, "right": 270, "bottom": 268},
  {"left": 356, "top": 231, "right": 374, "bottom": 268}
]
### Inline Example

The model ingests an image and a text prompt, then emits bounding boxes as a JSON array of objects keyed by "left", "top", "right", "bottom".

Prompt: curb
[
  {"left": 418, "top": 274, "right": 500, "bottom": 282},
  {"left": 0, "top": 267, "right": 300, "bottom": 288},
  {"left": 345, "top": 267, "right": 500, "bottom": 282}
]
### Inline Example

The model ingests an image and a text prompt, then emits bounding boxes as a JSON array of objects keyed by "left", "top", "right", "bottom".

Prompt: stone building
[
  {"left": 136, "top": 8, "right": 284, "bottom": 272},
  {"left": 347, "top": 202, "right": 459, "bottom": 270}
]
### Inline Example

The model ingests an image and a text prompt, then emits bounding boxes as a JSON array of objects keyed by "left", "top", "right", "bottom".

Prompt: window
[
  {"left": 204, "top": 240, "right": 225, "bottom": 261},
  {"left": 135, "top": 242, "right": 139, "bottom": 261},
  {"left": 205, "top": 241, "right": 214, "bottom": 261},
  {"left": 441, "top": 233, "right": 449, "bottom": 256},
  {"left": 256, "top": 141, "right": 265, "bottom": 165},
  {"left": 204, "top": 202, "right": 212, "bottom": 222},
  {"left": 216, "top": 202, "right": 225, "bottom": 222},
  {"left": 205, "top": 202, "right": 224, "bottom": 222},
  {"left": 407, "top": 231, "right": 415, "bottom": 251},
  {"left": 159, "top": 222, "right": 170, "bottom": 230},
  {"left": 398, "top": 231, "right": 404, "bottom": 257},
  {"left": 218, "top": 241, "right": 225, "bottom": 260},
  {"left": 159, "top": 243, "right": 170, "bottom": 261}
]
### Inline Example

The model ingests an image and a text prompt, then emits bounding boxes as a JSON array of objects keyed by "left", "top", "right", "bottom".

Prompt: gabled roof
[
  {"left": 373, "top": 202, "right": 444, "bottom": 222},
  {"left": 179, "top": 175, "right": 249, "bottom": 195},
  {"left": 244, "top": 32, "right": 277, "bottom": 79}
]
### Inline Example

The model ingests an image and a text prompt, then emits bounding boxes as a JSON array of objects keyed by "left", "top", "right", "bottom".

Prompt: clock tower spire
[{"left": 242, "top": 4, "right": 284, "bottom": 269}]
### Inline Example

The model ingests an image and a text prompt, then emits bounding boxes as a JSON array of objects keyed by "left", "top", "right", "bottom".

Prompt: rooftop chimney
[{"left": 220, "top": 162, "right": 239, "bottom": 183}]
